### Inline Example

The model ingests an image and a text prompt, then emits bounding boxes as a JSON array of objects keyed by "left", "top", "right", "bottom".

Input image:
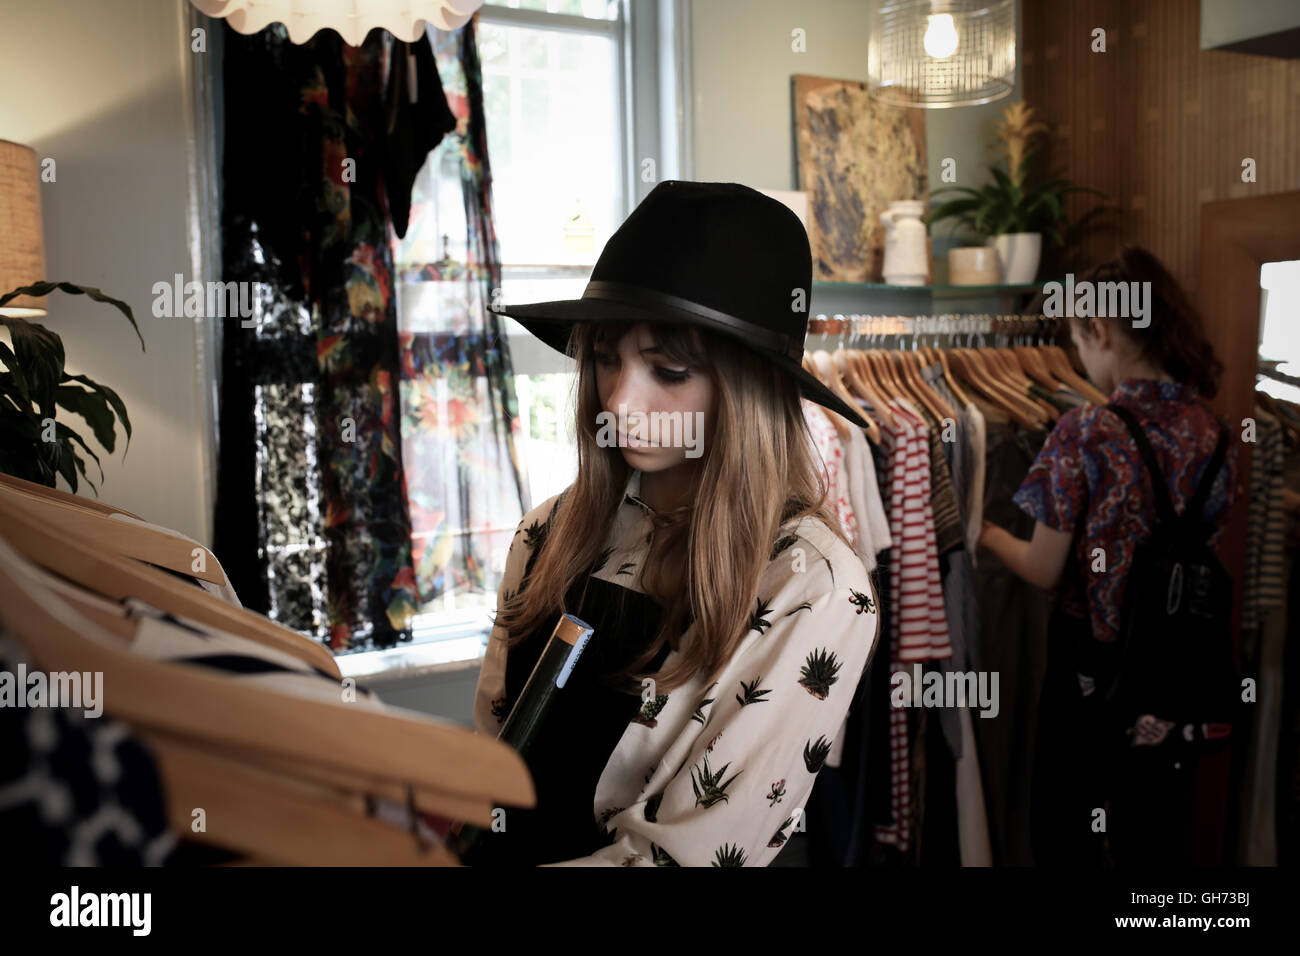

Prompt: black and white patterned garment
[{"left": 0, "top": 630, "right": 179, "bottom": 866}]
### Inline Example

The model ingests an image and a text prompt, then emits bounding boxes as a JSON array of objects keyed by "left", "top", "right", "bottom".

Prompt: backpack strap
[
  {"left": 1107, "top": 403, "right": 1229, "bottom": 525},
  {"left": 1107, "top": 403, "right": 1177, "bottom": 526},
  {"left": 1186, "top": 421, "right": 1229, "bottom": 522}
]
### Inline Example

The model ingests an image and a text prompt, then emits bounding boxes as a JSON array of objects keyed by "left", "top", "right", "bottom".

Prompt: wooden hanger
[
  {"left": 935, "top": 348, "right": 973, "bottom": 408},
  {"left": 830, "top": 350, "right": 883, "bottom": 445},
  {"left": 1044, "top": 346, "right": 1108, "bottom": 404},
  {"left": 0, "top": 526, "right": 535, "bottom": 813},
  {"left": 948, "top": 349, "right": 1041, "bottom": 429},
  {"left": 992, "top": 348, "right": 1057, "bottom": 421},
  {"left": 1014, "top": 346, "right": 1061, "bottom": 391},
  {"left": 138, "top": 728, "right": 462, "bottom": 865},
  {"left": 42, "top": 547, "right": 502, "bottom": 829},
  {"left": 802, "top": 353, "right": 851, "bottom": 442},
  {"left": 810, "top": 350, "right": 861, "bottom": 443},
  {"left": 957, "top": 349, "right": 1021, "bottom": 411},
  {"left": 845, "top": 350, "right": 899, "bottom": 429},
  {"left": 899, "top": 348, "right": 957, "bottom": 425},
  {"left": 0, "top": 492, "right": 340, "bottom": 678},
  {"left": 972, "top": 349, "right": 1047, "bottom": 425},
  {"left": 0, "top": 483, "right": 229, "bottom": 585},
  {"left": 913, "top": 342, "right": 973, "bottom": 409},
  {"left": 0, "top": 471, "right": 144, "bottom": 520}
]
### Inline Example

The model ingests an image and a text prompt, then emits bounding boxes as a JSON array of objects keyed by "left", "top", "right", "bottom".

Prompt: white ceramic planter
[{"left": 989, "top": 232, "right": 1042, "bottom": 283}]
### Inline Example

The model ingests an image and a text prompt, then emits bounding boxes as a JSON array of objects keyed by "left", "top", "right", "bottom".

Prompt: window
[
  {"left": 341, "top": 1, "right": 687, "bottom": 678},
  {"left": 479, "top": 0, "right": 630, "bottom": 506},
  {"left": 1258, "top": 260, "right": 1300, "bottom": 405}
]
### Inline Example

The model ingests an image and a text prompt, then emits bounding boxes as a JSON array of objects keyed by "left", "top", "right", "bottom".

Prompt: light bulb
[{"left": 923, "top": 13, "right": 959, "bottom": 59}]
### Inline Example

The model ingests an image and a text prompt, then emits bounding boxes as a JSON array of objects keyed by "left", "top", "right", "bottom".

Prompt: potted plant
[
  {"left": 0, "top": 281, "right": 141, "bottom": 493},
  {"left": 927, "top": 101, "right": 1108, "bottom": 283}
]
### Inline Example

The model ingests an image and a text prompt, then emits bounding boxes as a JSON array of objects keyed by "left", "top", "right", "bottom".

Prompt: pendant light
[
  {"left": 189, "top": 0, "right": 485, "bottom": 46},
  {"left": 867, "top": 0, "right": 1016, "bottom": 109}
]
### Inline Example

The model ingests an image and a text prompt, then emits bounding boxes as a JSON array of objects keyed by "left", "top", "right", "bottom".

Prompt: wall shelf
[{"left": 812, "top": 280, "right": 1047, "bottom": 295}]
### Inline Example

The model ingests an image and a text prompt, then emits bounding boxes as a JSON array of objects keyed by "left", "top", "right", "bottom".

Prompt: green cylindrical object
[{"left": 453, "top": 613, "right": 594, "bottom": 862}]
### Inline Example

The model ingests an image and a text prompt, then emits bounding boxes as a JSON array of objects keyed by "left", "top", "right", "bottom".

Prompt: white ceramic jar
[{"left": 880, "top": 199, "right": 929, "bottom": 285}]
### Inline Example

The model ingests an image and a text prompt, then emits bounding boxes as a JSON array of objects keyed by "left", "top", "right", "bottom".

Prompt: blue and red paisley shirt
[{"left": 1012, "top": 378, "right": 1239, "bottom": 643}]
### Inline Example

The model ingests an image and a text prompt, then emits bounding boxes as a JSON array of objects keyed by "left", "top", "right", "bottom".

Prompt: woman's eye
[
  {"left": 593, "top": 350, "right": 618, "bottom": 367},
  {"left": 655, "top": 366, "right": 691, "bottom": 384}
]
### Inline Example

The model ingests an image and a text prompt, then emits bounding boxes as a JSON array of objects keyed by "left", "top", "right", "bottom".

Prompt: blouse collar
[
  {"left": 623, "top": 469, "right": 656, "bottom": 516},
  {"left": 1111, "top": 377, "right": 1196, "bottom": 404}
]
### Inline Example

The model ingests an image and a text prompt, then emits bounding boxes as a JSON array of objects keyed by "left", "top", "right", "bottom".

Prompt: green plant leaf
[
  {"left": 0, "top": 314, "right": 64, "bottom": 416},
  {"left": 51, "top": 436, "right": 76, "bottom": 493},
  {"left": 56, "top": 421, "right": 104, "bottom": 488},
  {"left": 0, "top": 342, "right": 32, "bottom": 402},
  {"left": 0, "top": 281, "right": 145, "bottom": 351},
  {"left": 925, "top": 197, "right": 983, "bottom": 226},
  {"left": 55, "top": 383, "right": 118, "bottom": 455},
  {"left": 61, "top": 372, "right": 132, "bottom": 453}
]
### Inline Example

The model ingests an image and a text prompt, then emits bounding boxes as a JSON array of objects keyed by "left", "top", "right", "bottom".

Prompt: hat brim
[{"left": 502, "top": 297, "right": 870, "bottom": 429}]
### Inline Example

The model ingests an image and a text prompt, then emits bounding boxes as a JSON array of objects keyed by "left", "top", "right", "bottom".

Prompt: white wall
[
  {"left": 689, "top": 0, "right": 1022, "bottom": 265},
  {"left": 0, "top": 0, "right": 211, "bottom": 544}
]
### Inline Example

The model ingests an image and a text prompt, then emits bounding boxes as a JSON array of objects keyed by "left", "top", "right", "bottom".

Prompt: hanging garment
[
  {"left": 0, "top": 629, "right": 180, "bottom": 866},
  {"left": 867, "top": 396, "right": 953, "bottom": 854},
  {"left": 920, "top": 366, "right": 992, "bottom": 864},
  {"left": 963, "top": 402, "right": 987, "bottom": 560},
  {"left": 923, "top": 366, "right": 969, "bottom": 514},
  {"left": 1243, "top": 408, "right": 1286, "bottom": 635},
  {"left": 802, "top": 400, "right": 861, "bottom": 552},
  {"left": 843, "top": 424, "right": 892, "bottom": 571},
  {"left": 889, "top": 398, "right": 951, "bottom": 662},
  {"left": 970, "top": 412, "right": 1051, "bottom": 865},
  {"left": 382, "top": 35, "right": 458, "bottom": 239},
  {"left": 471, "top": 470, "right": 881, "bottom": 866}
]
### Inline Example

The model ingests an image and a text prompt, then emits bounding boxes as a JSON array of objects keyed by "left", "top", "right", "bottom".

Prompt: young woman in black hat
[
  {"left": 978, "top": 246, "right": 1239, "bottom": 866},
  {"left": 466, "top": 181, "right": 881, "bottom": 867}
]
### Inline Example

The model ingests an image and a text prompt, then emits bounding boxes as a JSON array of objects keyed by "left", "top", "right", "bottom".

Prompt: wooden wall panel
[{"left": 1022, "top": 0, "right": 1300, "bottom": 291}]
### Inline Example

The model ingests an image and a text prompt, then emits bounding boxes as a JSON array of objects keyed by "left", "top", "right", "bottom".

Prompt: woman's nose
[{"left": 606, "top": 365, "right": 648, "bottom": 420}]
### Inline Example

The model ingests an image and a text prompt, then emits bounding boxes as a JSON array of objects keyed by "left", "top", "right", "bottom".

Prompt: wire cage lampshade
[{"left": 867, "top": 0, "right": 1016, "bottom": 109}]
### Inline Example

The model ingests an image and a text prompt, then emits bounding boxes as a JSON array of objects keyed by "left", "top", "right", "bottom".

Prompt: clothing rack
[{"left": 807, "top": 313, "right": 1064, "bottom": 346}]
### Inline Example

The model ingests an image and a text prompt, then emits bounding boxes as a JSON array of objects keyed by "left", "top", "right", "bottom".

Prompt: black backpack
[{"left": 1101, "top": 403, "right": 1237, "bottom": 757}]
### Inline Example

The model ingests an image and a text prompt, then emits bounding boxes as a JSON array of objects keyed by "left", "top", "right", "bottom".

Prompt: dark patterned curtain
[
  {"left": 394, "top": 22, "right": 529, "bottom": 610},
  {"left": 214, "top": 17, "right": 528, "bottom": 652},
  {"left": 214, "top": 23, "right": 422, "bottom": 652}
]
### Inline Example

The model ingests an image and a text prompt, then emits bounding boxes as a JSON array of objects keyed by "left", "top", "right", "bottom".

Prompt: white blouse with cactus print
[{"left": 472, "top": 469, "right": 881, "bottom": 867}]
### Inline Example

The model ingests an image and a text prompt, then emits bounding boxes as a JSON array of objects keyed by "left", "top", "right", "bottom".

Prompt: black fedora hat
[{"left": 501, "top": 180, "right": 870, "bottom": 429}]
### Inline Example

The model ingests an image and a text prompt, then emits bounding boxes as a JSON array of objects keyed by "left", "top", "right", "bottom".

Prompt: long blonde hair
[{"left": 494, "top": 320, "right": 848, "bottom": 695}]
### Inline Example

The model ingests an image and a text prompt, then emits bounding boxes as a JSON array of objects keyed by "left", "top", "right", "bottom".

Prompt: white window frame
[{"left": 481, "top": 0, "right": 693, "bottom": 377}]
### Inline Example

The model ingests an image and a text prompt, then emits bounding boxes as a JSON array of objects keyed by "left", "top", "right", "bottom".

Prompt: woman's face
[{"left": 593, "top": 323, "right": 715, "bottom": 472}]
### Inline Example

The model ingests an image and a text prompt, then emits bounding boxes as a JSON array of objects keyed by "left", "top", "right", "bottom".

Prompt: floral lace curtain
[
  {"left": 213, "top": 18, "right": 527, "bottom": 652},
  {"left": 394, "top": 23, "right": 529, "bottom": 614}
]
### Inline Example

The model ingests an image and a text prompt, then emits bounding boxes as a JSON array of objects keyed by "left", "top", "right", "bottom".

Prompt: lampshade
[
  {"left": 190, "top": 0, "right": 485, "bottom": 46},
  {"left": 0, "top": 140, "right": 46, "bottom": 318},
  {"left": 868, "top": 0, "right": 1016, "bottom": 109}
]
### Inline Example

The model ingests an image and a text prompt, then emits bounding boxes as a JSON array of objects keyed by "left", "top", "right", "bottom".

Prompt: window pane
[
  {"left": 489, "top": 0, "right": 620, "bottom": 20},
  {"left": 479, "top": 19, "right": 622, "bottom": 268}
]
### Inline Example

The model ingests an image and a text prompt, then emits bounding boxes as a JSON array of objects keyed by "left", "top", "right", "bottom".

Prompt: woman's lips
[{"left": 618, "top": 432, "right": 656, "bottom": 448}]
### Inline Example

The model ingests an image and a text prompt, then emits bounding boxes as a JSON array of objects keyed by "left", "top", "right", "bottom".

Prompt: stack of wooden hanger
[
  {"left": 0, "top": 473, "right": 532, "bottom": 866},
  {"left": 802, "top": 314, "right": 1108, "bottom": 438}
]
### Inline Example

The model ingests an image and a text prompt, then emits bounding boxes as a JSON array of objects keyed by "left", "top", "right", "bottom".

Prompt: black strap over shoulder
[{"left": 1106, "top": 403, "right": 1228, "bottom": 526}]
